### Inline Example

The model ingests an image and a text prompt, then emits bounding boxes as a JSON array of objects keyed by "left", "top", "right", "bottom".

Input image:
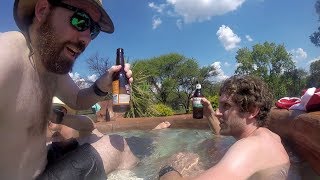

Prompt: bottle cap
[{"left": 117, "top": 48, "right": 124, "bottom": 54}]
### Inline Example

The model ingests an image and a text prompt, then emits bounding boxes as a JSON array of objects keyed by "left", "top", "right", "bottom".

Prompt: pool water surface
[{"left": 106, "top": 129, "right": 319, "bottom": 180}]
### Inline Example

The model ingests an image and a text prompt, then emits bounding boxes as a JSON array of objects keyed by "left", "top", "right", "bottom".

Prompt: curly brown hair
[{"left": 219, "top": 75, "right": 273, "bottom": 127}]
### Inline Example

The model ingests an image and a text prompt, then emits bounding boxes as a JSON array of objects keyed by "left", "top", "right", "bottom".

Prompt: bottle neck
[
  {"left": 116, "top": 54, "right": 124, "bottom": 65},
  {"left": 116, "top": 48, "right": 125, "bottom": 67}
]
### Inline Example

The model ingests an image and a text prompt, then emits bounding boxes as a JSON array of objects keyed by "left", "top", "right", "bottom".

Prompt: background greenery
[
  {"left": 85, "top": 44, "right": 319, "bottom": 118},
  {"left": 82, "top": 1, "right": 320, "bottom": 118}
]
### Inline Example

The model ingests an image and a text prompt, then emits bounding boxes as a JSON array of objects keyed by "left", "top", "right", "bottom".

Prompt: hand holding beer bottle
[{"left": 112, "top": 48, "right": 131, "bottom": 112}]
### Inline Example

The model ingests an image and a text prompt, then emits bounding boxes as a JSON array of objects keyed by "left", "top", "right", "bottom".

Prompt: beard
[
  {"left": 219, "top": 116, "right": 244, "bottom": 137},
  {"left": 37, "top": 13, "right": 84, "bottom": 74}
]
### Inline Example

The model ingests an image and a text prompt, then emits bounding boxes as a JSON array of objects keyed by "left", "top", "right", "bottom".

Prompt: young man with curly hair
[{"left": 160, "top": 75, "right": 290, "bottom": 180}]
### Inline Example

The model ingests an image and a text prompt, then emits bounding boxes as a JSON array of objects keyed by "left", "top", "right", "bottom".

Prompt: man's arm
[
  {"left": 195, "top": 137, "right": 263, "bottom": 180},
  {"left": 159, "top": 170, "right": 185, "bottom": 180},
  {"left": 201, "top": 98, "right": 221, "bottom": 135},
  {"left": 55, "top": 65, "right": 132, "bottom": 110},
  {"left": 160, "top": 137, "right": 262, "bottom": 180},
  {"left": 61, "top": 114, "right": 95, "bottom": 132},
  {"left": 0, "top": 32, "right": 25, "bottom": 111}
]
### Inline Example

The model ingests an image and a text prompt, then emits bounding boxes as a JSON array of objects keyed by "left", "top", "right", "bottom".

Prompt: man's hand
[
  {"left": 201, "top": 97, "right": 221, "bottom": 135},
  {"left": 201, "top": 97, "right": 215, "bottom": 118},
  {"left": 95, "top": 63, "right": 133, "bottom": 93}
]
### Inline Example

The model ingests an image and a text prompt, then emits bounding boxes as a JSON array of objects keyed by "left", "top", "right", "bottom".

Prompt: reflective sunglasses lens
[
  {"left": 70, "top": 11, "right": 101, "bottom": 40},
  {"left": 71, "top": 12, "right": 90, "bottom": 31}
]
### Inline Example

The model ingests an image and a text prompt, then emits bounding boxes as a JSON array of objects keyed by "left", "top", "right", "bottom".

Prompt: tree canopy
[
  {"left": 307, "top": 60, "right": 320, "bottom": 88},
  {"left": 310, "top": 0, "right": 320, "bottom": 47},
  {"left": 235, "top": 42, "right": 298, "bottom": 99},
  {"left": 133, "top": 53, "right": 218, "bottom": 113}
]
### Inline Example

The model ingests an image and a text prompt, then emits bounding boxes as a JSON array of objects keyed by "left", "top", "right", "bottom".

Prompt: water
[{"left": 106, "top": 129, "right": 319, "bottom": 180}]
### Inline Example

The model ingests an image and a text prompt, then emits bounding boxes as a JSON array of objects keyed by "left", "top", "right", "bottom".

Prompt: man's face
[
  {"left": 36, "top": 0, "right": 101, "bottom": 74},
  {"left": 37, "top": 11, "right": 82, "bottom": 74},
  {"left": 216, "top": 94, "right": 247, "bottom": 136}
]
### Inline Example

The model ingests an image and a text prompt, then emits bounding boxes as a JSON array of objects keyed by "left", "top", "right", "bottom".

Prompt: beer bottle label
[
  {"left": 112, "top": 80, "right": 119, "bottom": 94},
  {"left": 112, "top": 80, "right": 130, "bottom": 105},
  {"left": 193, "top": 97, "right": 203, "bottom": 108}
]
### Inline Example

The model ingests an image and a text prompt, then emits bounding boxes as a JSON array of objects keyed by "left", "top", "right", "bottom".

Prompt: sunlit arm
[{"left": 201, "top": 98, "right": 221, "bottom": 135}]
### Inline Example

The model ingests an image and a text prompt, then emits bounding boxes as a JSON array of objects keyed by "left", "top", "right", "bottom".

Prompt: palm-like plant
[{"left": 125, "top": 66, "right": 159, "bottom": 118}]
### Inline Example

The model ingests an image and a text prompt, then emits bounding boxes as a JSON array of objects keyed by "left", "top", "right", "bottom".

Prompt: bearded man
[{"left": 0, "top": 0, "right": 138, "bottom": 179}]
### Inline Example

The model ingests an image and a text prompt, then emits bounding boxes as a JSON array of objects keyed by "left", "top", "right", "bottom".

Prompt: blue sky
[{"left": 1, "top": 0, "right": 319, "bottom": 82}]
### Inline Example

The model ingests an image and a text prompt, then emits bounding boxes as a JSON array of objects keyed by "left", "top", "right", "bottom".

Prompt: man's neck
[
  {"left": 27, "top": 25, "right": 50, "bottom": 76},
  {"left": 235, "top": 125, "right": 259, "bottom": 140}
]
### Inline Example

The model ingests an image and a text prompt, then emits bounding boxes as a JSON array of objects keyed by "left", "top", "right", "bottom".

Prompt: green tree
[
  {"left": 281, "top": 68, "right": 308, "bottom": 97},
  {"left": 133, "top": 53, "right": 217, "bottom": 113},
  {"left": 133, "top": 54, "right": 181, "bottom": 104},
  {"left": 310, "top": 0, "right": 320, "bottom": 47},
  {"left": 235, "top": 42, "right": 296, "bottom": 99},
  {"left": 307, "top": 60, "right": 320, "bottom": 88},
  {"left": 173, "top": 58, "right": 218, "bottom": 113}
]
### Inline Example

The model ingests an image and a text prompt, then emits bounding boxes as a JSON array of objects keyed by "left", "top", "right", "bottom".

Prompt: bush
[
  {"left": 207, "top": 95, "right": 219, "bottom": 110},
  {"left": 152, "top": 104, "right": 175, "bottom": 117}
]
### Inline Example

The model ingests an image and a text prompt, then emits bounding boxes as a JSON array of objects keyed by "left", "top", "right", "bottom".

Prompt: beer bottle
[
  {"left": 112, "top": 48, "right": 130, "bottom": 112},
  {"left": 193, "top": 82, "right": 203, "bottom": 119}
]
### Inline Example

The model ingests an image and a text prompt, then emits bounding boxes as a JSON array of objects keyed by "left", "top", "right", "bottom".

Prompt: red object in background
[
  {"left": 275, "top": 97, "right": 301, "bottom": 109},
  {"left": 276, "top": 88, "right": 320, "bottom": 112},
  {"left": 306, "top": 89, "right": 320, "bottom": 112}
]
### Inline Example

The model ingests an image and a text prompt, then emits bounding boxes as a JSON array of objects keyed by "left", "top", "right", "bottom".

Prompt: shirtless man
[
  {"left": 0, "top": 0, "right": 137, "bottom": 179},
  {"left": 159, "top": 75, "right": 290, "bottom": 180}
]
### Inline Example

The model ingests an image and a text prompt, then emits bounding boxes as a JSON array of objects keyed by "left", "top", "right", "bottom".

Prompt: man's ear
[
  {"left": 34, "top": 0, "right": 50, "bottom": 23},
  {"left": 248, "top": 106, "right": 260, "bottom": 120}
]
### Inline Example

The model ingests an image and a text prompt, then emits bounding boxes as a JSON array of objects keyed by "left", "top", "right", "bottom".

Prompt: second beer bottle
[
  {"left": 112, "top": 48, "right": 130, "bottom": 112},
  {"left": 192, "top": 82, "right": 203, "bottom": 119}
]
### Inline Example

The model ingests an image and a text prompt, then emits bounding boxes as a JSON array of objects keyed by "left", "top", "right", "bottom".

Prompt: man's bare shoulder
[
  {"left": 0, "top": 31, "right": 27, "bottom": 48},
  {"left": 0, "top": 31, "right": 29, "bottom": 65},
  {"left": 228, "top": 129, "right": 287, "bottom": 161},
  {"left": 0, "top": 31, "right": 29, "bottom": 104},
  {"left": 215, "top": 130, "right": 288, "bottom": 177}
]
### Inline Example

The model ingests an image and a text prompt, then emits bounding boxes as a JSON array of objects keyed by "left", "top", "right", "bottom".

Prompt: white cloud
[
  {"left": 149, "top": 0, "right": 246, "bottom": 28},
  {"left": 69, "top": 72, "right": 91, "bottom": 89},
  {"left": 69, "top": 72, "right": 82, "bottom": 81},
  {"left": 235, "top": 63, "right": 242, "bottom": 68},
  {"left": 216, "top": 25, "right": 241, "bottom": 51},
  {"left": 87, "top": 74, "right": 98, "bottom": 82},
  {"left": 224, "top": 62, "right": 231, "bottom": 67},
  {"left": 290, "top": 48, "right": 307, "bottom": 62},
  {"left": 245, "top": 35, "right": 253, "bottom": 42},
  {"left": 308, "top": 56, "right": 320, "bottom": 64},
  {"left": 152, "top": 17, "right": 162, "bottom": 29},
  {"left": 253, "top": 64, "right": 258, "bottom": 70},
  {"left": 148, "top": 2, "right": 167, "bottom": 13},
  {"left": 211, "top": 61, "right": 229, "bottom": 82},
  {"left": 176, "top": 19, "right": 183, "bottom": 30},
  {"left": 166, "top": 0, "right": 245, "bottom": 23}
]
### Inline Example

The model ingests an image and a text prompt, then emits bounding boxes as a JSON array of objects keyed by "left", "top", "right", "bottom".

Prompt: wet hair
[{"left": 219, "top": 75, "right": 273, "bottom": 127}]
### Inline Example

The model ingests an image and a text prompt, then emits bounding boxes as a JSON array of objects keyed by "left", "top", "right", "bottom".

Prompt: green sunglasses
[{"left": 48, "top": 0, "right": 101, "bottom": 39}]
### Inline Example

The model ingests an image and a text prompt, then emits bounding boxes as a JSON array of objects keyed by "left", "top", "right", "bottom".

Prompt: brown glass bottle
[
  {"left": 112, "top": 48, "right": 130, "bottom": 112},
  {"left": 193, "top": 83, "right": 203, "bottom": 119}
]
